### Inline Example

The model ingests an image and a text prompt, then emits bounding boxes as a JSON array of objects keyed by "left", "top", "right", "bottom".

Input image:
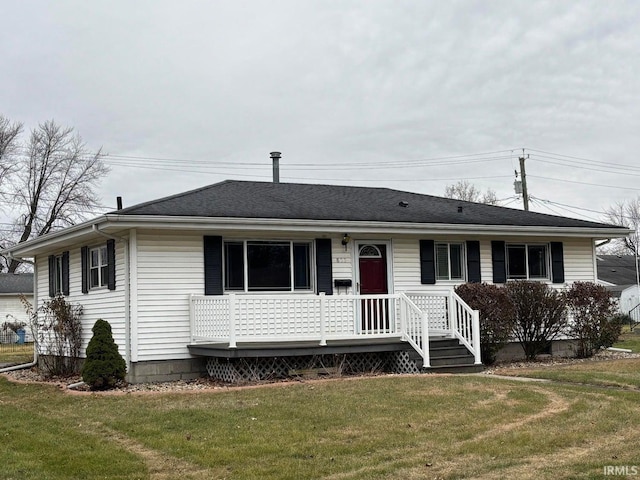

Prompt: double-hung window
[
  {"left": 224, "top": 240, "right": 312, "bottom": 292},
  {"left": 53, "top": 255, "right": 64, "bottom": 295},
  {"left": 435, "top": 242, "right": 465, "bottom": 281},
  {"left": 90, "top": 245, "right": 109, "bottom": 288},
  {"left": 506, "top": 244, "right": 549, "bottom": 280}
]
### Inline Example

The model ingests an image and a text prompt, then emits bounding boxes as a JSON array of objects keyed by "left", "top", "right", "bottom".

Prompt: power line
[{"left": 528, "top": 175, "right": 640, "bottom": 192}]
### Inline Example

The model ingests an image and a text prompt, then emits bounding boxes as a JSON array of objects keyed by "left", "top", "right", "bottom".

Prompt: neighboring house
[
  {"left": 0, "top": 273, "right": 34, "bottom": 343},
  {"left": 2, "top": 175, "right": 630, "bottom": 383},
  {"left": 596, "top": 254, "right": 640, "bottom": 317}
]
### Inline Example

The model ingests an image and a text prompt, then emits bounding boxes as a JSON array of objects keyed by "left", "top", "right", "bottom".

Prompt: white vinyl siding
[
  {"left": 0, "top": 295, "right": 34, "bottom": 328},
  {"left": 35, "top": 241, "right": 127, "bottom": 361},
  {"left": 135, "top": 232, "right": 204, "bottom": 362}
]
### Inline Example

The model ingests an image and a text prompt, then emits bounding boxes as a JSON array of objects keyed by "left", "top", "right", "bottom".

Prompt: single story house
[
  {"left": 0, "top": 273, "right": 34, "bottom": 343},
  {"left": 596, "top": 254, "right": 640, "bottom": 319},
  {"left": 3, "top": 172, "right": 630, "bottom": 382}
]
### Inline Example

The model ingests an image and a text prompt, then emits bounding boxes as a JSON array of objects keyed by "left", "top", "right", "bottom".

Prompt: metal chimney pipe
[
  {"left": 270, "top": 151, "right": 281, "bottom": 183},
  {"left": 116, "top": 196, "right": 123, "bottom": 210}
]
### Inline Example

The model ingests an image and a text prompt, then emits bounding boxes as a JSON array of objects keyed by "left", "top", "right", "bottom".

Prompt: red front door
[{"left": 358, "top": 244, "right": 389, "bottom": 332}]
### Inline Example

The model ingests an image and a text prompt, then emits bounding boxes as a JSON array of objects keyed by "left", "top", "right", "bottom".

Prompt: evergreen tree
[{"left": 81, "top": 319, "right": 126, "bottom": 390}]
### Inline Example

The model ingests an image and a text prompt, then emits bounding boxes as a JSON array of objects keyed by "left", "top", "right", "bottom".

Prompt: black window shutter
[
  {"left": 204, "top": 236, "right": 223, "bottom": 295},
  {"left": 466, "top": 241, "right": 481, "bottom": 283},
  {"left": 62, "top": 251, "right": 70, "bottom": 296},
  {"left": 81, "top": 246, "right": 89, "bottom": 294},
  {"left": 550, "top": 242, "right": 565, "bottom": 283},
  {"left": 48, "top": 255, "right": 55, "bottom": 297},
  {"left": 419, "top": 240, "right": 436, "bottom": 284},
  {"left": 107, "top": 239, "right": 116, "bottom": 290},
  {"left": 315, "top": 238, "right": 333, "bottom": 295},
  {"left": 491, "top": 241, "right": 506, "bottom": 284}
]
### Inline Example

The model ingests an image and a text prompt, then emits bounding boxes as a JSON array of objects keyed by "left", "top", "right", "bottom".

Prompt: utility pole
[{"left": 519, "top": 154, "right": 529, "bottom": 211}]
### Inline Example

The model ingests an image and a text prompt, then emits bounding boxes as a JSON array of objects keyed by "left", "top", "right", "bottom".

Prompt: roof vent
[
  {"left": 117, "top": 196, "right": 123, "bottom": 210},
  {"left": 270, "top": 151, "right": 281, "bottom": 183},
  {"left": 457, "top": 206, "right": 463, "bottom": 213},
  {"left": 398, "top": 201, "right": 409, "bottom": 208}
]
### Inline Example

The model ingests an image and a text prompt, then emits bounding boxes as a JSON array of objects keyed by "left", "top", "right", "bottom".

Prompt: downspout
[
  {"left": 0, "top": 253, "right": 38, "bottom": 373},
  {"left": 92, "top": 225, "right": 132, "bottom": 376}
]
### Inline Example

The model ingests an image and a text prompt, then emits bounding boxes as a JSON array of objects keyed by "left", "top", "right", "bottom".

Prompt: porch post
[
  {"left": 472, "top": 309, "right": 482, "bottom": 364},
  {"left": 422, "top": 311, "right": 431, "bottom": 368},
  {"left": 228, "top": 294, "right": 237, "bottom": 348},
  {"left": 319, "top": 292, "right": 327, "bottom": 346},
  {"left": 399, "top": 295, "right": 408, "bottom": 341},
  {"left": 448, "top": 292, "right": 456, "bottom": 339},
  {"left": 189, "top": 294, "right": 195, "bottom": 343}
]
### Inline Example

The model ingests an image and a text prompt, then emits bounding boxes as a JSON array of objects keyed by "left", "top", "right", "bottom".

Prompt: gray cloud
[{"left": 2, "top": 0, "right": 639, "bottom": 219}]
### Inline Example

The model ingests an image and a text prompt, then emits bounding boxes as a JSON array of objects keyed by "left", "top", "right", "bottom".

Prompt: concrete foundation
[
  {"left": 495, "top": 339, "right": 579, "bottom": 362},
  {"left": 126, "top": 358, "right": 207, "bottom": 384}
]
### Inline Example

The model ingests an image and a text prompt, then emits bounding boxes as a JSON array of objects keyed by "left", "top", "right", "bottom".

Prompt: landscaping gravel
[{"left": 4, "top": 348, "right": 639, "bottom": 394}]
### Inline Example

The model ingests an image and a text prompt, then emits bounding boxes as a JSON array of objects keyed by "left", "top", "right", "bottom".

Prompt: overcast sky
[{"left": 2, "top": 1, "right": 640, "bottom": 223}]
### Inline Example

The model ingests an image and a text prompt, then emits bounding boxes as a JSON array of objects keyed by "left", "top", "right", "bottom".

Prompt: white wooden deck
[{"left": 189, "top": 291, "right": 481, "bottom": 367}]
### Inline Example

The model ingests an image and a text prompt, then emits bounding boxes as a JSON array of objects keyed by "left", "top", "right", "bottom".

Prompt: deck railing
[{"left": 190, "top": 290, "right": 480, "bottom": 367}]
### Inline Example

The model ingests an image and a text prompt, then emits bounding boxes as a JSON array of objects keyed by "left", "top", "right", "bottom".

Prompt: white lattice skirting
[{"left": 205, "top": 351, "right": 421, "bottom": 383}]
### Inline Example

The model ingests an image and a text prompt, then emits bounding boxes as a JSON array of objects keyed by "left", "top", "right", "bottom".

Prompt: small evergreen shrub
[
  {"left": 505, "top": 281, "right": 568, "bottom": 360},
  {"left": 565, "top": 282, "right": 620, "bottom": 357},
  {"left": 455, "top": 283, "right": 514, "bottom": 364},
  {"left": 81, "top": 319, "right": 126, "bottom": 390}
]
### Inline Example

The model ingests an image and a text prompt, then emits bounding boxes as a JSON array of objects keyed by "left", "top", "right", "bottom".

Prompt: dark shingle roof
[
  {"left": 114, "top": 180, "right": 620, "bottom": 229},
  {"left": 597, "top": 255, "right": 639, "bottom": 286},
  {"left": 0, "top": 273, "right": 34, "bottom": 294}
]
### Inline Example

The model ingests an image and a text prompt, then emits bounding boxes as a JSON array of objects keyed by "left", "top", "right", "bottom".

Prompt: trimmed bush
[
  {"left": 565, "top": 282, "right": 620, "bottom": 357},
  {"left": 505, "top": 281, "right": 568, "bottom": 360},
  {"left": 81, "top": 319, "right": 126, "bottom": 390},
  {"left": 455, "top": 283, "right": 514, "bottom": 364}
]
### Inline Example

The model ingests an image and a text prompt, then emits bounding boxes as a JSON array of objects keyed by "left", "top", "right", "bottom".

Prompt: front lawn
[
  {"left": 492, "top": 357, "right": 640, "bottom": 390},
  {"left": 1, "top": 371, "right": 639, "bottom": 479}
]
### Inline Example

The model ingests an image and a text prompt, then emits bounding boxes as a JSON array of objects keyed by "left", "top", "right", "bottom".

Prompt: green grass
[
  {"left": 494, "top": 358, "right": 640, "bottom": 390},
  {"left": 0, "top": 343, "right": 34, "bottom": 365},
  {"left": 2, "top": 371, "right": 640, "bottom": 479},
  {"left": 614, "top": 327, "right": 640, "bottom": 353}
]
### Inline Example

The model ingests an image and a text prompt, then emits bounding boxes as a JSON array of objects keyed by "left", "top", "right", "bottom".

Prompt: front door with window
[{"left": 358, "top": 244, "right": 390, "bottom": 332}]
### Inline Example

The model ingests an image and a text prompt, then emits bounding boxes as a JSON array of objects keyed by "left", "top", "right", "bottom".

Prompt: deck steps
[{"left": 408, "top": 338, "right": 483, "bottom": 373}]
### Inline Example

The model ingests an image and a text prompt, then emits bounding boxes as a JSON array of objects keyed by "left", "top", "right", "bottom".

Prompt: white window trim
[
  {"left": 435, "top": 242, "right": 466, "bottom": 282},
  {"left": 89, "top": 245, "right": 109, "bottom": 290},
  {"left": 506, "top": 243, "right": 551, "bottom": 281},
  {"left": 223, "top": 239, "right": 315, "bottom": 294},
  {"left": 54, "top": 254, "right": 64, "bottom": 295}
]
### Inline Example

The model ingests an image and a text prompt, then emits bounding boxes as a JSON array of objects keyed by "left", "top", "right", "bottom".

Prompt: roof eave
[
  {"left": 1, "top": 216, "right": 108, "bottom": 258},
  {"left": 3, "top": 214, "right": 630, "bottom": 258},
  {"left": 102, "top": 214, "right": 631, "bottom": 238}
]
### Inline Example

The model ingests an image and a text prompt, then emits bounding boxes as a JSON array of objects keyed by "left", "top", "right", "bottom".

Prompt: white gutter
[
  {"left": 4, "top": 214, "right": 631, "bottom": 258},
  {"left": 102, "top": 215, "right": 632, "bottom": 239}
]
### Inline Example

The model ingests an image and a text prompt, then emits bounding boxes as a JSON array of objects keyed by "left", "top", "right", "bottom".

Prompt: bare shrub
[
  {"left": 455, "top": 283, "right": 514, "bottom": 364},
  {"left": 505, "top": 281, "right": 567, "bottom": 360},
  {"left": 37, "top": 295, "right": 83, "bottom": 376},
  {"left": 565, "top": 282, "right": 620, "bottom": 357}
]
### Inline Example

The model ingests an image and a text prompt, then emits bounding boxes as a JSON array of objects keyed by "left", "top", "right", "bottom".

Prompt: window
[
  {"left": 53, "top": 255, "right": 64, "bottom": 294},
  {"left": 48, "top": 251, "right": 69, "bottom": 297},
  {"left": 223, "top": 240, "right": 312, "bottom": 292},
  {"left": 435, "top": 243, "right": 464, "bottom": 281},
  {"left": 506, "top": 244, "right": 549, "bottom": 280},
  {"left": 90, "top": 245, "right": 109, "bottom": 288}
]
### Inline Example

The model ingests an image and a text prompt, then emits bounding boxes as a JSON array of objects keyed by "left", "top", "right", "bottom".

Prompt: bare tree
[
  {"left": 1, "top": 118, "right": 109, "bottom": 273},
  {"left": 0, "top": 115, "right": 23, "bottom": 186},
  {"left": 602, "top": 198, "right": 640, "bottom": 255},
  {"left": 444, "top": 180, "right": 498, "bottom": 205}
]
